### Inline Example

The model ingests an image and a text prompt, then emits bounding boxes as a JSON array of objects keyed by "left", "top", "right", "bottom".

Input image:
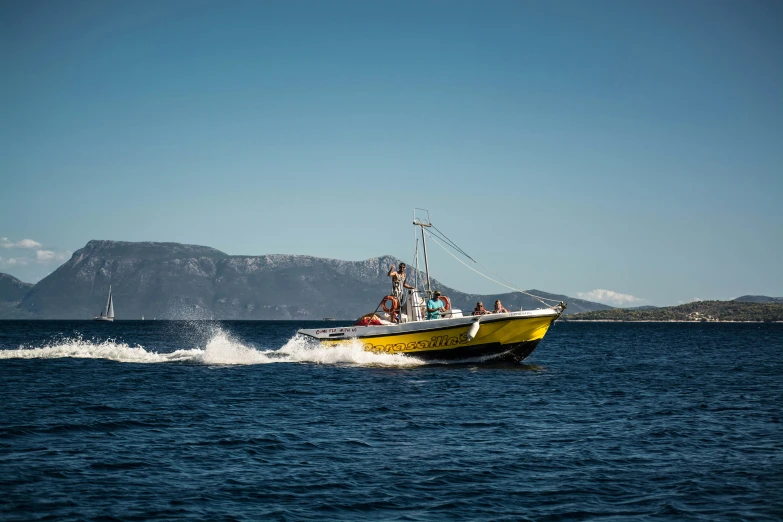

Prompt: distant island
[
  {"left": 3, "top": 240, "right": 780, "bottom": 322},
  {"left": 0, "top": 240, "right": 611, "bottom": 320},
  {"left": 562, "top": 300, "right": 783, "bottom": 322}
]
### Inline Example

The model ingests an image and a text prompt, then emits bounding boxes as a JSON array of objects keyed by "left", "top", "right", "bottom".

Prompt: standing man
[
  {"left": 426, "top": 290, "right": 446, "bottom": 320},
  {"left": 388, "top": 262, "right": 416, "bottom": 305}
]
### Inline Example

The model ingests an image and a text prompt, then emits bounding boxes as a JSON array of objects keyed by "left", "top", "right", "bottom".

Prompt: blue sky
[{"left": 1, "top": 0, "right": 781, "bottom": 306}]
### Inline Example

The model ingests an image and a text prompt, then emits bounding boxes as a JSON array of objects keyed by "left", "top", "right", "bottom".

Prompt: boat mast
[
  {"left": 413, "top": 212, "right": 433, "bottom": 297},
  {"left": 421, "top": 225, "right": 431, "bottom": 296},
  {"left": 413, "top": 238, "right": 419, "bottom": 290}
]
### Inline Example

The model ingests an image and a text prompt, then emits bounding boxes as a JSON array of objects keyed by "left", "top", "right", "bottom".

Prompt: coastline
[{"left": 559, "top": 319, "right": 783, "bottom": 323}]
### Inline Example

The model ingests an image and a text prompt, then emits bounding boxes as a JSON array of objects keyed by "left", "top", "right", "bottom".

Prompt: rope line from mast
[
  {"left": 429, "top": 224, "right": 475, "bottom": 262},
  {"left": 427, "top": 226, "right": 527, "bottom": 292},
  {"left": 424, "top": 231, "right": 561, "bottom": 307},
  {"left": 436, "top": 227, "right": 558, "bottom": 303}
]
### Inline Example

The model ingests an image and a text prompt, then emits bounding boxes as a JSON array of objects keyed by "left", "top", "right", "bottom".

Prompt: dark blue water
[{"left": 1, "top": 321, "right": 781, "bottom": 521}]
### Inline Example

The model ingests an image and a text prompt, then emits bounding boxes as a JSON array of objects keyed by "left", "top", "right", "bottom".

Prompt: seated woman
[
  {"left": 493, "top": 300, "right": 509, "bottom": 313},
  {"left": 354, "top": 313, "right": 392, "bottom": 326},
  {"left": 472, "top": 301, "right": 489, "bottom": 316}
]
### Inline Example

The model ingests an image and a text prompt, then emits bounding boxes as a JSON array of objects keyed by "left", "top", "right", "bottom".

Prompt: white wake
[{"left": 0, "top": 329, "right": 423, "bottom": 367}]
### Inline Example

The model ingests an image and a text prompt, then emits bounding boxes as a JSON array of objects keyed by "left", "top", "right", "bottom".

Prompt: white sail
[
  {"left": 93, "top": 285, "right": 115, "bottom": 321},
  {"left": 107, "top": 286, "right": 114, "bottom": 319}
]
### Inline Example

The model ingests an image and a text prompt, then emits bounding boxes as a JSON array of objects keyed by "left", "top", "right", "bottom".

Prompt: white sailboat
[{"left": 93, "top": 286, "right": 115, "bottom": 322}]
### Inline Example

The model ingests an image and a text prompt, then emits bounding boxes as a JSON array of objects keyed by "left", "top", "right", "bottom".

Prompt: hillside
[
  {"left": 562, "top": 301, "right": 783, "bottom": 322},
  {"left": 3, "top": 240, "right": 610, "bottom": 319},
  {"left": 0, "top": 273, "right": 34, "bottom": 318},
  {"left": 733, "top": 295, "right": 783, "bottom": 304},
  {"left": 0, "top": 273, "right": 33, "bottom": 302}
]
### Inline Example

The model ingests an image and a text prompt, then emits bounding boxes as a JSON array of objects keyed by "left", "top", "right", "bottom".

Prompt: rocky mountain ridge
[
  {"left": 3, "top": 240, "right": 611, "bottom": 319},
  {"left": 0, "top": 273, "right": 32, "bottom": 302},
  {"left": 0, "top": 273, "right": 34, "bottom": 318}
]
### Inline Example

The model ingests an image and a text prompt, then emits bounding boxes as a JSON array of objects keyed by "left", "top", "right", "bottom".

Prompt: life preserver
[
  {"left": 438, "top": 295, "right": 451, "bottom": 311},
  {"left": 381, "top": 295, "right": 399, "bottom": 313}
]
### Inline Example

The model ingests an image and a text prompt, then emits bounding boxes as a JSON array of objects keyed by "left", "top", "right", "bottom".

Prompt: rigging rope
[
  {"left": 430, "top": 224, "right": 475, "bottom": 262},
  {"left": 424, "top": 231, "right": 561, "bottom": 307},
  {"left": 427, "top": 227, "right": 532, "bottom": 293}
]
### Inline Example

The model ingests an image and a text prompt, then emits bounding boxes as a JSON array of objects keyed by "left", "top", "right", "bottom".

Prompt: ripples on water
[{"left": 1, "top": 321, "right": 781, "bottom": 520}]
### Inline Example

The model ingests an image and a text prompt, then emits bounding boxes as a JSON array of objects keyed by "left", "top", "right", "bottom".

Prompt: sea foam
[{"left": 0, "top": 328, "right": 423, "bottom": 368}]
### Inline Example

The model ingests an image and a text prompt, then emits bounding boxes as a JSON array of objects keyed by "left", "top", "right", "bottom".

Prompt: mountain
[
  {"left": 562, "top": 301, "right": 783, "bottom": 322},
  {"left": 0, "top": 273, "right": 34, "bottom": 318},
  {"left": 0, "top": 273, "right": 32, "bottom": 302},
  {"left": 5, "top": 240, "right": 611, "bottom": 319},
  {"left": 733, "top": 295, "right": 783, "bottom": 304}
]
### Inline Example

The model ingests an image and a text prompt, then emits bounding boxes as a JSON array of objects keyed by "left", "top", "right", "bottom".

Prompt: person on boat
[
  {"left": 388, "top": 263, "right": 416, "bottom": 301},
  {"left": 493, "top": 300, "right": 508, "bottom": 313},
  {"left": 387, "top": 263, "right": 416, "bottom": 322},
  {"left": 426, "top": 290, "right": 446, "bottom": 320},
  {"left": 472, "top": 301, "right": 489, "bottom": 316}
]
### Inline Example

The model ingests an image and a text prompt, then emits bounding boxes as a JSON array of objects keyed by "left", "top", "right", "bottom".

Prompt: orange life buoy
[
  {"left": 438, "top": 295, "right": 451, "bottom": 311},
  {"left": 381, "top": 295, "right": 399, "bottom": 313}
]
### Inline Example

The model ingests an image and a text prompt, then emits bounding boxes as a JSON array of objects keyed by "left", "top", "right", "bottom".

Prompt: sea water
[{"left": 1, "top": 320, "right": 781, "bottom": 520}]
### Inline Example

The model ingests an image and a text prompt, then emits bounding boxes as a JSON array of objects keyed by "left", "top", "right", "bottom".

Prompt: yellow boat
[
  {"left": 298, "top": 307, "right": 563, "bottom": 362},
  {"left": 297, "top": 210, "right": 566, "bottom": 362}
]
